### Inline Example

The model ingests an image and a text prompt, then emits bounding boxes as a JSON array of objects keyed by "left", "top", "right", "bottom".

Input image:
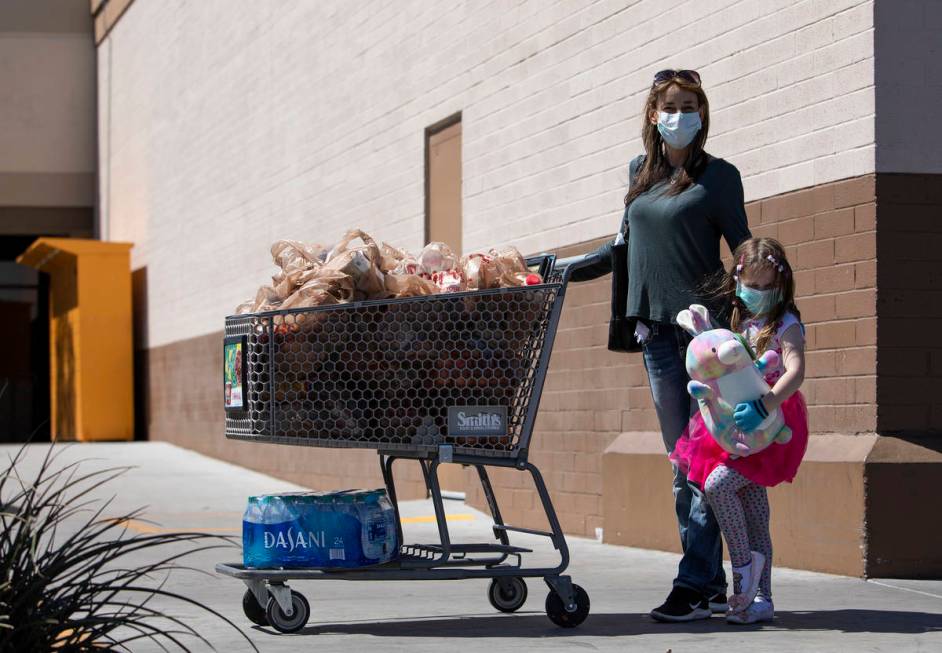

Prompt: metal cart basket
[{"left": 216, "top": 253, "right": 599, "bottom": 633}]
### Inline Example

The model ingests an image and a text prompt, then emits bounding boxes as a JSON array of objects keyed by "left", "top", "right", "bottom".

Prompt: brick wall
[
  {"left": 466, "top": 174, "right": 878, "bottom": 537},
  {"left": 752, "top": 175, "right": 877, "bottom": 433},
  {"left": 97, "top": 0, "right": 875, "bottom": 350}
]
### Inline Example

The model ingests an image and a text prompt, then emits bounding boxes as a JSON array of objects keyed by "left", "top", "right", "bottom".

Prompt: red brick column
[{"left": 874, "top": 174, "right": 942, "bottom": 433}]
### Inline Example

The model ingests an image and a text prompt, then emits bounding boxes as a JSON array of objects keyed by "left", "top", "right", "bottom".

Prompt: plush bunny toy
[{"left": 677, "top": 304, "right": 792, "bottom": 457}]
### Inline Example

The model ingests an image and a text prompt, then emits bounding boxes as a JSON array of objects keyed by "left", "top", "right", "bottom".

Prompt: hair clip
[
  {"left": 766, "top": 254, "right": 786, "bottom": 274},
  {"left": 734, "top": 254, "right": 744, "bottom": 280}
]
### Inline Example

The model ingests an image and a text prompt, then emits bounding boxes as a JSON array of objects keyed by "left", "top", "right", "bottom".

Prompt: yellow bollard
[{"left": 18, "top": 238, "right": 134, "bottom": 441}]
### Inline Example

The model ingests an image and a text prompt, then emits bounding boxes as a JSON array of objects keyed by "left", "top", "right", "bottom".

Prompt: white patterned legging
[{"left": 703, "top": 464, "right": 773, "bottom": 599}]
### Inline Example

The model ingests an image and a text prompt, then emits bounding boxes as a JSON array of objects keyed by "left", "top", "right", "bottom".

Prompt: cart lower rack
[{"left": 217, "top": 252, "right": 599, "bottom": 633}]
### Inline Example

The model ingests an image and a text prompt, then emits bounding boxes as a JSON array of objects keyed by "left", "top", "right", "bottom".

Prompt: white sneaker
[
  {"left": 727, "top": 596, "right": 774, "bottom": 624},
  {"left": 729, "top": 551, "right": 766, "bottom": 611}
]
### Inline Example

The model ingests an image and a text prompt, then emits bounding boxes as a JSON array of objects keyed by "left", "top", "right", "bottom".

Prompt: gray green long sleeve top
[{"left": 573, "top": 154, "right": 751, "bottom": 324}]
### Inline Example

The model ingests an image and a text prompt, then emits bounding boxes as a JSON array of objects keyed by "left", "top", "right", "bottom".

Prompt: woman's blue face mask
[
  {"left": 736, "top": 282, "right": 781, "bottom": 316},
  {"left": 657, "top": 110, "right": 701, "bottom": 149}
]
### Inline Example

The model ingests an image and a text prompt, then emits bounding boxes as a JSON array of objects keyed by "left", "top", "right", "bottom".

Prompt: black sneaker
[
  {"left": 650, "top": 586, "right": 712, "bottom": 622},
  {"left": 707, "top": 592, "right": 728, "bottom": 613}
]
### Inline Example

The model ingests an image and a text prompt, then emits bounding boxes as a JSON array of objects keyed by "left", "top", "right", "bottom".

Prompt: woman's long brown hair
[
  {"left": 625, "top": 78, "right": 711, "bottom": 206},
  {"left": 715, "top": 238, "right": 801, "bottom": 355}
]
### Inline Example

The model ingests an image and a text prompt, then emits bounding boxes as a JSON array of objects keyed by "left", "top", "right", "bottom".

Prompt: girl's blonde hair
[{"left": 718, "top": 238, "right": 800, "bottom": 355}]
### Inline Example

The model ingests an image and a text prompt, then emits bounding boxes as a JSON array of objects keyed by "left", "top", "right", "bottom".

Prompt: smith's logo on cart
[
  {"left": 263, "top": 527, "right": 327, "bottom": 552},
  {"left": 447, "top": 406, "right": 508, "bottom": 437}
]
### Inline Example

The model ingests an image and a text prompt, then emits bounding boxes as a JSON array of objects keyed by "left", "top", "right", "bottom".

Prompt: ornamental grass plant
[{"left": 0, "top": 440, "right": 256, "bottom": 652}]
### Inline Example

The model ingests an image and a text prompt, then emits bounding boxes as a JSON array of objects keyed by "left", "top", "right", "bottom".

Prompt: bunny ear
[
  {"left": 676, "top": 309, "right": 698, "bottom": 336},
  {"left": 689, "top": 304, "right": 713, "bottom": 333}
]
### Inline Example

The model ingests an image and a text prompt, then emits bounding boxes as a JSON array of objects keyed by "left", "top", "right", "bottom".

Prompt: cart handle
[
  {"left": 552, "top": 251, "right": 604, "bottom": 284},
  {"left": 525, "top": 253, "right": 557, "bottom": 281}
]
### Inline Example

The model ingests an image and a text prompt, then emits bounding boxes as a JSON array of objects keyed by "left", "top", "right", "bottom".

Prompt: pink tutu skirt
[{"left": 670, "top": 391, "right": 809, "bottom": 488}]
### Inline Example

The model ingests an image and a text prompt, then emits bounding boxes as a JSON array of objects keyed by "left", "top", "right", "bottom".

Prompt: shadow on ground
[{"left": 262, "top": 610, "right": 942, "bottom": 638}]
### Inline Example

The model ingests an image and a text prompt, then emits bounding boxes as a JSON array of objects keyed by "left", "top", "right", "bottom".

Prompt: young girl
[{"left": 671, "top": 237, "right": 809, "bottom": 624}]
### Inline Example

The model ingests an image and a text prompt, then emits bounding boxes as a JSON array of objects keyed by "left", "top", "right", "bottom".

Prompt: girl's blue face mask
[{"left": 736, "top": 283, "right": 781, "bottom": 316}]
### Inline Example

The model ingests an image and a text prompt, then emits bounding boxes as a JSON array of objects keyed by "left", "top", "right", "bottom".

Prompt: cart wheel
[
  {"left": 545, "top": 584, "right": 590, "bottom": 628},
  {"left": 488, "top": 577, "right": 528, "bottom": 613},
  {"left": 242, "top": 588, "right": 269, "bottom": 626},
  {"left": 265, "top": 590, "right": 310, "bottom": 634}
]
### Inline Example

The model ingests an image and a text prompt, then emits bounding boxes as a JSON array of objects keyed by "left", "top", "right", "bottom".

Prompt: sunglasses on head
[{"left": 653, "top": 69, "right": 701, "bottom": 87}]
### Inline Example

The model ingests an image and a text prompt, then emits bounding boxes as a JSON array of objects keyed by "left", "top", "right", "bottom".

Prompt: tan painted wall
[
  {"left": 0, "top": 0, "right": 96, "bottom": 209},
  {"left": 96, "top": 0, "right": 876, "bottom": 349}
]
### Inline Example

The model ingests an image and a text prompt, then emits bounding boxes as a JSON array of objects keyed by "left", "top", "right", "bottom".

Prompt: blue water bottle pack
[{"left": 242, "top": 489, "right": 398, "bottom": 569}]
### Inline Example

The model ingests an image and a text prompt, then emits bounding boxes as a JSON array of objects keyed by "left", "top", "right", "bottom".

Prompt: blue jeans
[{"left": 641, "top": 321, "right": 727, "bottom": 597}]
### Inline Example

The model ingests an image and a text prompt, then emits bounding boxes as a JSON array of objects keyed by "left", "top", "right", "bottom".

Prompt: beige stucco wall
[
  {"left": 96, "top": 0, "right": 874, "bottom": 348},
  {"left": 0, "top": 0, "right": 96, "bottom": 209}
]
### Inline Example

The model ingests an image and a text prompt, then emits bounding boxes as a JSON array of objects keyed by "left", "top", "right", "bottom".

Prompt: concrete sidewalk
[{"left": 5, "top": 442, "right": 941, "bottom": 652}]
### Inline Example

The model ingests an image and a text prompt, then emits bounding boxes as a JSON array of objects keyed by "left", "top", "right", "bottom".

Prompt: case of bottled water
[{"left": 242, "top": 489, "right": 398, "bottom": 569}]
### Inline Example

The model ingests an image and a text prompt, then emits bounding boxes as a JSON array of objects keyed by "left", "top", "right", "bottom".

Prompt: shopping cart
[{"left": 216, "top": 252, "right": 600, "bottom": 633}]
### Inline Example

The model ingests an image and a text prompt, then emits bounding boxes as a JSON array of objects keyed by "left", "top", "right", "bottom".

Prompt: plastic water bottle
[
  {"left": 357, "top": 491, "right": 389, "bottom": 562},
  {"left": 377, "top": 492, "right": 399, "bottom": 561},
  {"left": 242, "top": 494, "right": 300, "bottom": 568}
]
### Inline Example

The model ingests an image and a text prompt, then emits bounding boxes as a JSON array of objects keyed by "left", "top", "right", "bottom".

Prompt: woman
[{"left": 572, "top": 69, "right": 751, "bottom": 622}]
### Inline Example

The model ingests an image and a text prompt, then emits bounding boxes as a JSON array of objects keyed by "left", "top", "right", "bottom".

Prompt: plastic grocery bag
[
  {"left": 483, "top": 245, "right": 530, "bottom": 288},
  {"left": 234, "top": 233, "right": 544, "bottom": 314},
  {"left": 252, "top": 285, "right": 283, "bottom": 312},
  {"left": 298, "top": 268, "right": 355, "bottom": 303},
  {"left": 379, "top": 243, "right": 408, "bottom": 273},
  {"left": 271, "top": 240, "right": 324, "bottom": 274},
  {"left": 429, "top": 269, "right": 464, "bottom": 293},
  {"left": 242, "top": 490, "right": 399, "bottom": 569},
  {"left": 392, "top": 257, "right": 421, "bottom": 276},
  {"left": 277, "top": 269, "right": 353, "bottom": 328},
  {"left": 417, "top": 242, "right": 457, "bottom": 274},
  {"left": 323, "top": 229, "right": 386, "bottom": 298},
  {"left": 384, "top": 273, "right": 437, "bottom": 297},
  {"left": 280, "top": 285, "right": 338, "bottom": 311},
  {"left": 270, "top": 240, "right": 326, "bottom": 298},
  {"left": 460, "top": 253, "right": 492, "bottom": 290}
]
